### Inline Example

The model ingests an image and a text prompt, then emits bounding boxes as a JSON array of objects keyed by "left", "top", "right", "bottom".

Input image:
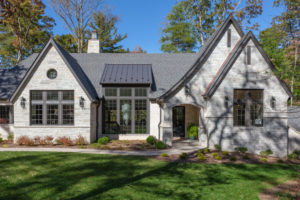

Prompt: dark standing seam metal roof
[
  {"left": 100, "top": 64, "right": 152, "bottom": 84},
  {"left": 202, "top": 31, "right": 293, "bottom": 98}
]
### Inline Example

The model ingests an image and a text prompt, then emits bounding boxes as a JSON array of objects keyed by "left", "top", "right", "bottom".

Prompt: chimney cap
[{"left": 91, "top": 30, "right": 98, "bottom": 39}]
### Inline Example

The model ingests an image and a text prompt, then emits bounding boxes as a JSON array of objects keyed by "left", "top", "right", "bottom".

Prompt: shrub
[
  {"left": 294, "top": 150, "right": 300, "bottom": 156},
  {"left": 16, "top": 136, "right": 35, "bottom": 146},
  {"left": 146, "top": 136, "right": 156, "bottom": 145},
  {"left": 221, "top": 151, "right": 229, "bottom": 156},
  {"left": 155, "top": 141, "right": 166, "bottom": 149},
  {"left": 56, "top": 136, "right": 73, "bottom": 146},
  {"left": 98, "top": 136, "right": 109, "bottom": 144},
  {"left": 277, "top": 159, "right": 284, "bottom": 163},
  {"left": 0, "top": 136, "right": 3, "bottom": 144},
  {"left": 288, "top": 153, "right": 299, "bottom": 159},
  {"left": 197, "top": 152, "right": 206, "bottom": 160},
  {"left": 203, "top": 148, "right": 210, "bottom": 153},
  {"left": 74, "top": 135, "right": 87, "bottom": 145},
  {"left": 243, "top": 155, "right": 250, "bottom": 160},
  {"left": 230, "top": 156, "right": 237, "bottom": 161},
  {"left": 3, "top": 144, "right": 8, "bottom": 148},
  {"left": 214, "top": 144, "right": 221, "bottom": 151},
  {"left": 161, "top": 153, "right": 168, "bottom": 157},
  {"left": 8, "top": 133, "right": 14, "bottom": 141},
  {"left": 211, "top": 152, "right": 218, "bottom": 157},
  {"left": 234, "top": 147, "right": 248, "bottom": 154},
  {"left": 213, "top": 155, "right": 222, "bottom": 160},
  {"left": 260, "top": 149, "right": 273, "bottom": 157},
  {"left": 180, "top": 153, "right": 188, "bottom": 159},
  {"left": 44, "top": 136, "right": 54, "bottom": 145},
  {"left": 187, "top": 124, "right": 198, "bottom": 139},
  {"left": 34, "top": 136, "right": 42, "bottom": 145},
  {"left": 260, "top": 157, "right": 268, "bottom": 162}
]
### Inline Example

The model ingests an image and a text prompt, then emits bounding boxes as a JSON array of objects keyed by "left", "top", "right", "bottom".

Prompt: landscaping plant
[
  {"left": 16, "top": 136, "right": 35, "bottom": 146},
  {"left": 7, "top": 133, "right": 13, "bottom": 141},
  {"left": 161, "top": 153, "right": 168, "bottom": 157},
  {"left": 187, "top": 124, "right": 198, "bottom": 139},
  {"left": 180, "top": 153, "right": 188, "bottom": 159},
  {"left": 56, "top": 136, "right": 73, "bottom": 146},
  {"left": 260, "top": 149, "right": 273, "bottom": 157},
  {"left": 0, "top": 136, "right": 3, "bottom": 144},
  {"left": 235, "top": 147, "right": 248, "bottom": 154},
  {"left": 214, "top": 144, "right": 221, "bottom": 151},
  {"left": 146, "top": 136, "right": 156, "bottom": 145},
  {"left": 155, "top": 141, "right": 166, "bottom": 149},
  {"left": 98, "top": 136, "right": 109, "bottom": 145},
  {"left": 74, "top": 135, "right": 87, "bottom": 145}
]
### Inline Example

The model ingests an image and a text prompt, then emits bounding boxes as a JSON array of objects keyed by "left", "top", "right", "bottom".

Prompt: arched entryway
[{"left": 172, "top": 104, "right": 201, "bottom": 139}]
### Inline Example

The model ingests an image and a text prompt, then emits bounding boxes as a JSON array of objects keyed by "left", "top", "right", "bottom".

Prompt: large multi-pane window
[
  {"left": 104, "top": 87, "right": 148, "bottom": 134},
  {"left": 0, "top": 106, "right": 12, "bottom": 124},
  {"left": 233, "top": 89, "right": 263, "bottom": 126},
  {"left": 30, "top": 91, "right": 74, "bottom": 125}
]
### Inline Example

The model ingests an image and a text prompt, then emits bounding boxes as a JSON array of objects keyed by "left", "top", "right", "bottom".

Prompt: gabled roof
[
  {"left": 100, "top": 64, "right": 153, "bottom": 85},
  {"left": 10, "top": 38, "right": 98, "bottom": 102},
  {"left": 157, "top": 14, "right": 244, "bottom": 101},
  {"left": 202, "top": 31, "right": 293, "bottom": 98}
]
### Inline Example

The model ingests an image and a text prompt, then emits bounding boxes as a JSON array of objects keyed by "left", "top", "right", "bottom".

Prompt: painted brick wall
[{"left": 13, "top": 46, "right": 93, "bottom": 143}]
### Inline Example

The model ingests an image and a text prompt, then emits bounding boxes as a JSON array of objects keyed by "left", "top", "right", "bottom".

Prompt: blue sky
[{"left": 44, "top": 0, "right": 283, "bottom": 53}]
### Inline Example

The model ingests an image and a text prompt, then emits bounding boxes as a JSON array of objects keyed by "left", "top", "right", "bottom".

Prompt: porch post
[
  {"left": 160, "top": 104, "right": 173, "bottom": 146},
  {"left": 198, "top": 108, "right": 207, "bottom": 147}
]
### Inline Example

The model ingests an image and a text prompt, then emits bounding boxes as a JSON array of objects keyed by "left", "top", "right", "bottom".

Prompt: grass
[{"left": 0, "top": 152, "right": 299, "bottom": 200}]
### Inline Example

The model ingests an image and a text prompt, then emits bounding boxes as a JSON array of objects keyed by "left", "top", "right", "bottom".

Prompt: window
[
  {"left": 233, "top": 89, "right": 263, "bottom": 126},
  {"left": 47, "top": 69, "right": 57, "bottom": 79},
  {"left": 105, "top": 88, "right": 117, "bottom": 96},
  {"left": 246, "top": 46, "right": 251, "bottom": 65},
  {"left": 0, "top": 106, "right": 12, "bottom": 124},
  {"left": 30, "top": 91, "right": 74, "bottom": 125},
  {"left": 227, "top": 29, "right": 231, "bottom": 48},
  {"left": 104, "top": 87, "right": 148, "bottom": 134}
]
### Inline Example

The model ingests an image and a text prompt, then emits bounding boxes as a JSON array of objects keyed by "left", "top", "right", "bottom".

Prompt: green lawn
[{"left": 0, "top": 152, "right": 299, "bottom": 200}]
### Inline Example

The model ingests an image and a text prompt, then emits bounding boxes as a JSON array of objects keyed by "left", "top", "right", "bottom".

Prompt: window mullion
[
  {"left": 245, "top": 92, "right": 251, "bottom": 126},
  {"left": 43, "top": 91, "right": 47, "bottom": 125},
  {"left": 131, "top": 95, "right": 135, "bottom": 134},
  {"left": 116, "top": 88, "right": 120, "bottom": 126},
  {"left": 58, "top": 91, "right": 62, "bottom": 125}
]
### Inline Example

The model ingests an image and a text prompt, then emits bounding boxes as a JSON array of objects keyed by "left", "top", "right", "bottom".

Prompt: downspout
[{"left": 157, "top": 99, "right": 163, "bottom": 141}]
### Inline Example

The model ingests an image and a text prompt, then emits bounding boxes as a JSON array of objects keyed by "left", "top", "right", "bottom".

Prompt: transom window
[
  {"left": 30, "top": 91, "right": 74, "bottom": 125},
  {"left": 233, "top": 89, "right": 263, "bottom": 127},
  {"left": 0, "top": 106, "right": 13, "bottom": 124},
  {"left": 104, "top": 87, "right": 148, "bottom": 134}
]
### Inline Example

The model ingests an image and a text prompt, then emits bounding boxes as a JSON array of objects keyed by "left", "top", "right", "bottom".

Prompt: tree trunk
[{"left": 290, "top": 42, "right": 298, "bottom": 106}]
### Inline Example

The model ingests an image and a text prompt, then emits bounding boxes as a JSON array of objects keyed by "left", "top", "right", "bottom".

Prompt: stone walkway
[{"left": 0, "top": 140, "right": 203, "bottom": 156}]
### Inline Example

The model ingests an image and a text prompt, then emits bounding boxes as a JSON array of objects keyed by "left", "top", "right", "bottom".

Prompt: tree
[
  {"left": 131, "top": 46, "right": 147, "bottom": 53},
  {"left": 160, "top": 3, "right": 197, "bottom": 53},
  {"left": 89, "top": 10, "right": 127, "bottom": 53},
  {"left": 54, "top": 34, "right": 78, "bottom": 53},
  {"left": 0, "top": 0, "right": 54, "bottom": 65},
  {"left": 48, "top": 0, "right": 101, "bottom": 53},
  {"left": 161, "top": 0, "right": 263, "bottom": 50}
]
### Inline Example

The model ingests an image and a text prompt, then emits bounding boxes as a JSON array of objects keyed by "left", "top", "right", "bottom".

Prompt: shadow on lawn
[{"left": 0, "top": 152, "right": 298, "bottom": 200}]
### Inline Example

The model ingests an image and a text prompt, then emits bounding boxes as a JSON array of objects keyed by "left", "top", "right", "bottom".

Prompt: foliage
[
  {"left": 7, "top": 133, "right": 14, "bottom": 141},
  {"left": 48, "top": 0, "right": 100, "bottom": 53},
  {"left": 187, "top": 124, "right": 198, "bottom": 139},
  {"left": 277, "top": 159, "right": 284, "bottom": 163},
  {"left": 203, "top": 148, "right": 210, "bottom": 153},
  {"left": 54, "top": 34, "right": 78, "bottom": 53},
  {"left": 211, "top": 152, "right": 218, "bottom": 157},
  {"left": 160, "top": 0, "right": 263, "bottom": 52},
  {"left": 260, "top": 157, "right": 268, "bottom": 162},
  {"left": 146, "top": 136, "right": 156, "bottom": 145},
  {"left": 89, "top": 10, "right": 128, "bottom": 53},
  {"left": 0, "top": 152, "right": 299, "bottom": 199},
  {"left": 288, "top": 153, "right": 299, "bottom": 159},
  {"left": 197, "top": 152, "right": 206, "bottom": 160},
  {"left": 235, "top": 147, "right": 248, "bottom": 154},
  {"left": 155, "top": 141, "right": 166, "bottom": 149},
  {"left": 74, "top": 135, "right": 87, "bottom": 145},
  {"left": 160, "top": 3, "right": 197, "bottom": 53},
  {"left": 230, "top": 156, "right": 237, "bottom": 161},
  {"left": 0, "top": 0, "right": 54, "bottom": 65},
  {"left": 243, "top": 155, "right": 250, "bottom": 160},
  {"left": 16, "top": 136, "right": 34, "bottom": 146},
  {"left": 213, "top": 155, "right": 222, "bottom": 160},
  {"left": 180, "top": 152, "right": 188, "bottom": 159},
  {"left": 98, "top": 136, "right": 109, "bottom": 145},
  {"left": 56, "top": 137, "right": 73, "bottom": 146},
  {"left": 44, "top": 136, "right": 54, "bottom": 145},
  {"left": 214, "top": 144, "right": 221, "bottom": 151},
  {"left": 260, "top": 149, "right": 273, "bottom": 157},
  {"left": 221, "top": 151, "right": 229, "bottom": 156},
  {"left": 161, "top": 153, "right": 168, "bottom": 157},
  {"left": 0, "top": 136, "right": 3, "bottom": 143}
]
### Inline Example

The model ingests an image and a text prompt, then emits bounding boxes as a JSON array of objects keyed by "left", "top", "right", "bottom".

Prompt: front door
[{"left": 172, "top": 106, "right": 185, "bottom": 137}]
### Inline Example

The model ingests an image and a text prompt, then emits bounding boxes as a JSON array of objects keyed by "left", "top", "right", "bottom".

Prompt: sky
[{"left": 44, "top": 0, "right": 284, "bottom": 53}]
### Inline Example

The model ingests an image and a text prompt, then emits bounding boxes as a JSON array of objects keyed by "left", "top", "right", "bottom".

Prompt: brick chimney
[{"left": 87, "top": 30, "right": 101, "bottom": 53}]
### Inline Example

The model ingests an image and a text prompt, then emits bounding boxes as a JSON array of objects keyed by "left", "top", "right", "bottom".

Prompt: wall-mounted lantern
[
  {"left": 224, "top": 96, "right": 229, "bottom": 108},
  {"left": 271, "top": 96, "right": 276, "bottom": 110},
  {"left": 20, "top": 97, "right": 26, "bottom": 108},
  {"left": 80, "top": 97, "right": 85, "bottom": 108},
  {"left": 184, "top": 85, "right": 190, "bottom": 96}
]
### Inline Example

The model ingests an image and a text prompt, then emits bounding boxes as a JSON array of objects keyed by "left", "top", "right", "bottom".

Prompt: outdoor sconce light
[
  {"left": 185, "top": 85, "right": 191, "bottom": 96},
  {"left": 20, "top": 97, "right": 26, "bottom": 108},
  {"left": 224, "top": 96, "right": 229, "bottom": 108},
  {"left": 271, "top": 96, "right": 276, "bottom": 110},
  {"left": 80, "top": 97, "right": 85, "bottom": 108}
]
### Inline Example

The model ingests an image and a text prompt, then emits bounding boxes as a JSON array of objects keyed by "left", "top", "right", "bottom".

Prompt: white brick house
[{"left": 0, "top": 15, "right": 298, "bottom": 157}]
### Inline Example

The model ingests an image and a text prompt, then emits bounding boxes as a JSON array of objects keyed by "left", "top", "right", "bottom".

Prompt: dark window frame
[
  {"left": 103, "top": 87, "right": 149, "bottom": 134},
  {"left": 30, "top": 90, "right": 74, "bottom": 126},
  {"left": 0, "top": 105, "right": 13, "bottom": 124},
  {"left": 233, "top": 89, "right": 263, "bottom": 127}
]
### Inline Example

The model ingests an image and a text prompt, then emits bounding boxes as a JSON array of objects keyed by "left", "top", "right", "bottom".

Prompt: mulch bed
[
  {"left": 0, "top": 140, "right": 161, "bottom": 151},
  {"left": 154, "top": 150, "right": 300, "bottom": 164}
]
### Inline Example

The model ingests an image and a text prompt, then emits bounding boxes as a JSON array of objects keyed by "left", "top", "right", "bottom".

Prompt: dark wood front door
[{"left": 172, "top": 106, "right": 185, "bottom": 137}]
